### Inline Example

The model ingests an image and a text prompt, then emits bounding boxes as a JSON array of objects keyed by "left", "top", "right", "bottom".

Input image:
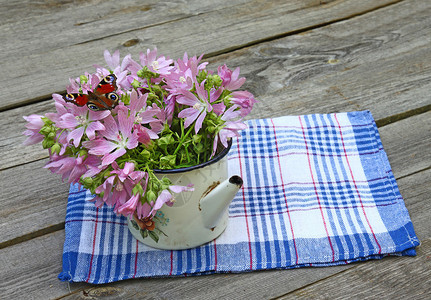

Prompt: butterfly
[{"left": 64, "top": 74, "right": 120, "bottom": 111}]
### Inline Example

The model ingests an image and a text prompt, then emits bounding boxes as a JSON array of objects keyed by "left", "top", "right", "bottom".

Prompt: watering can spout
[{"left": 200, "top": 175, "right": 243, "bottom": 229}]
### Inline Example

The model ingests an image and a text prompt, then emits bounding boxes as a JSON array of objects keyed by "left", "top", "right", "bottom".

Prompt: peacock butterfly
[{"left": 64, "top": 74, "right": 120, "bottom": 111}]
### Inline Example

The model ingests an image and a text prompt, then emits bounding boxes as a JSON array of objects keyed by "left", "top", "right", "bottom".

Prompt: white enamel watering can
[{"left": 127, "top": 140, "right": 243, "bottom": 250}]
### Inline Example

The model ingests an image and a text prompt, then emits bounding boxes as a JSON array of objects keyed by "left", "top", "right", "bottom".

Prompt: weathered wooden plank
[
  {"left": 1, "top": 0, "right": 403, "bottom": 110},
  {"left": 0, "top": 0, "right": 249, "bottom": 26},
  {"left": 280, "top": 239, "right": 431, "bottom": 299},
  {"left": 207, "top": 0, "right": 431, "bottom": 121},
  {"left": 380, "top": 112, "right": 431, "bottom": 179},
  {"left": 1, "top": 167, "right": 428, "bottom": 300},
  {"left": 3, "top": 0, "right": 431, "bottom": 170},
  {"left": 1, "top": 101, "right": 56, "bottom": 170},
  {"left": 0, "top": 159, "right": 69, "bottom": 246},
  {"left": 0, "top": 0, "right": 252, "bottom": 58},
  {"left": 0, "top": 230, "right": 87, "bottom": 300}
]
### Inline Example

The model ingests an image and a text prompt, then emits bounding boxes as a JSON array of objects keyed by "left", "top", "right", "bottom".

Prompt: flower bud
[
  {"left": 42, "top": 139, "right": 55, "bottom": 149},
  {"left": 48, "top": 131, "right": 56, "bottom": 139},
  {"left": 39, "top": 126, "right": 52, "bottom": 136},
  {"left": 146, "top": 190, "right": 157, "bottom": 203},
  {"left": 140, "top": 149, "right": 151, "bottom": 160},
  {"left": 207, "top": 126, "right": 216, "bottom": 133},
  {"left": 51, "top": 143, "right": 61, "bottom": 154},
  {"left": 132, "top": 183, "right": 144, "bottom": 196},
  {"left": 194, "top": 143, "right": 204, "bottom": 153},
  {"left": 137, "top": 66, "right": 159, "bottom": 79},
  {"left": 131, "top": 79, "right": 141, "bottom": 89},
  {"left": 41, "top": 117, "right": 53, "bottom": 126},
  {"left": 81, "top": 176, "right": 93, "bottom": 186},
  {"left": 79, "top": 75, "right": 88, "bottom": 84},
  {"left": 213, "top": 75, "right": 222, "bottom": 87},
  {"left": 197, "top": 70, "right": 207, "bottom": 83},
  {"left": 161, "top": 177, "right": 171, "bottom": 186},
  {"left": 78, "top": 149, "right": 88, "bottom": 158},
  {"left": 192, "top": 134, "right": 202, "bottom": 144}
]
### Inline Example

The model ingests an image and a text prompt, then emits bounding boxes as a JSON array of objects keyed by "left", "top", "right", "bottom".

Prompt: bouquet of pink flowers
[{"left": 23, "top": 48, "right": 256, "bottom": 222}]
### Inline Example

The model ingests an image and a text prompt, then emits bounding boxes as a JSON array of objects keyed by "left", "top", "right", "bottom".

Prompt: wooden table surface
[{"left": 1, "top": 0, "right": 430, "bottom": 299}]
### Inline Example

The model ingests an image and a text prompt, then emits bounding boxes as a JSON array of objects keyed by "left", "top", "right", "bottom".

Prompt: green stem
[
  {"left": 173, "top": 124, "right": 194, "bottom": 155},
  {"left": 56, "top": 129, "right": 67, "bottom": 142}
]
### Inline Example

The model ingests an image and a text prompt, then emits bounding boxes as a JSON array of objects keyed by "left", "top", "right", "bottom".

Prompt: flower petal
[{"left": 102, "top": 147, "right": 127, "bottom": 166}]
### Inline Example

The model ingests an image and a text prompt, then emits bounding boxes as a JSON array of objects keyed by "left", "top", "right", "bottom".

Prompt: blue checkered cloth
[{"left": 59, "top": 111, "right": 419, "bottom": 284}]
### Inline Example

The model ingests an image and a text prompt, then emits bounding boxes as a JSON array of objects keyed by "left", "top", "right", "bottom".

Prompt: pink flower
[
  {"left": 111, "top": 161, "right": 146, "bottom": 183},
  {"left": 56, "top": 105, "right": 110, "bottom": 147},
  {"left": 92, "top": 50, "right": 131, "bottom": 90},
  {"left": 165, "top": 53, "right": 207, "bottom": 91},
  {"left": 45, "top": 94, "right": 70, "bottom": 123},
  {"left": 136, "top": 201, "right": 152, "bottom": 220},
  {"left": 140, "top": 48, "right": 173, "bottom": 75},
  {"left": 83, "top": 111, "right": 138, "bottom": 166},
  {"left": 177, "top": 82, "right": 222, "bottom": 133},
  {"left": 117, "top": 193, "right": 141, "bottom": 218},
  {"left": 212, "top": 105, "right": 247, "bottom": 155},
  {"left": 230, "top": 91, "right": 257, "bottom": 117},
  {"left": 104, "top": 49, "right": 120, "bottom": 71},
  {"left": 22, "top": 114, "right": 44, "bottom": 145},
  {"left": 149, "top": 184, "right": 194, "bottom": 216},
  {"left": 93, "top": 163, "right": 147, "bottom": 215},
  {"left": 127, "top": 90, "right": 162, "bottom": 143},
  {"left": 218, "top": 65, "right": 245, "bottom": 91},
  {"left": 45, "top": 154, "right": 95, "bottom": 184}
]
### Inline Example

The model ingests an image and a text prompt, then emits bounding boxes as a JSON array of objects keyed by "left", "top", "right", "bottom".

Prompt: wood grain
[
  {"left": 1, "top": 0, "right": 430, "bottom": 298},
  {"left": 281, "top": 239, "right": 431, "bottom": 299},
  {"left": 379, "top": 112, "right": 431, "bottom": 179},
  {"left": 0, "top": 0, "right": 402, "bottom": 110},
  {"left": 1, "top": 168, "right": 428, "bottom": 300},
  {"left": 0, "top": 0, "right": 252, "bottom": 58},
  {"left": 207, "top": 0, "right": 431, "bottom": 121},
  {"left": 0, "top": 159, "right": 69, "bottom": 246},
  {"left": 3, "top": 0, "right": 431, "bottom": 170}
]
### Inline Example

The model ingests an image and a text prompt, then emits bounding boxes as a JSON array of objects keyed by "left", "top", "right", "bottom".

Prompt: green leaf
[
  {"left": 131, "top": 220, "right": 139, "bottom": 230},
  {"left": 140, "top": 149, "right": 151, "bottom": 160},
  {"left": 157, "top": 134, "right": 174, "bottom": 153},
  {"left": 148, "top": 231, "right": 159, "bottom": 243},
  {"left": 140, "top": 229, "right": 149, "bottom": 239},
  {"left": 159, "top": 154, "right": 176, "bottom": 169},
  {"left": 146, "top": 190, "right": 157, "bottom": 203}
]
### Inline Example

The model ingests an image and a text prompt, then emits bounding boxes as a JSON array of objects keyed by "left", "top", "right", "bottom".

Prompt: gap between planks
[
  {"left": 202, "top": 0, "right": 406, "bottom": 59},
  {"left": 0, "top": 0, "right": 406, "bottom": 113}
]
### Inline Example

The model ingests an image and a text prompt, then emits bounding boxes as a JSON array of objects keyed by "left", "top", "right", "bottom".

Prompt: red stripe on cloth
[
  {"left": 298, "top": 116, "right": 335, "bottom": 262},
  {"left": 86, "top": 208, "right": 99, "bottom": 283},
  {"left": 133, "top": 240, "right": 139, "bottom": 278},
  {"left": 169, "top": 250, "right": 173, "bottom": 275},
  {"left": 237, "top": 137, "right": 253, "bottom": 269},
  {"left": 214, "top": 239, "right": 218, "bottom": 271},
  {"left": 270, "top": 119, "right": 299, "bottom": 264},
  {"left": 334, "top": 114, "right": 382, "bottom": 254}
]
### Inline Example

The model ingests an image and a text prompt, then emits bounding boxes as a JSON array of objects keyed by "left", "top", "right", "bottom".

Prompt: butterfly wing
[
  {"left": 63, "top": 74, "right": 119, "bottom": 111},
  {"left": 89, "top": 74, "right": 120, "bottom": 110},
  {"left": 64, "top": 93, "right": 89, "bottom": 106},
  {"left": 95, "top": 74, "right": 117, "bottom": 94}
]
